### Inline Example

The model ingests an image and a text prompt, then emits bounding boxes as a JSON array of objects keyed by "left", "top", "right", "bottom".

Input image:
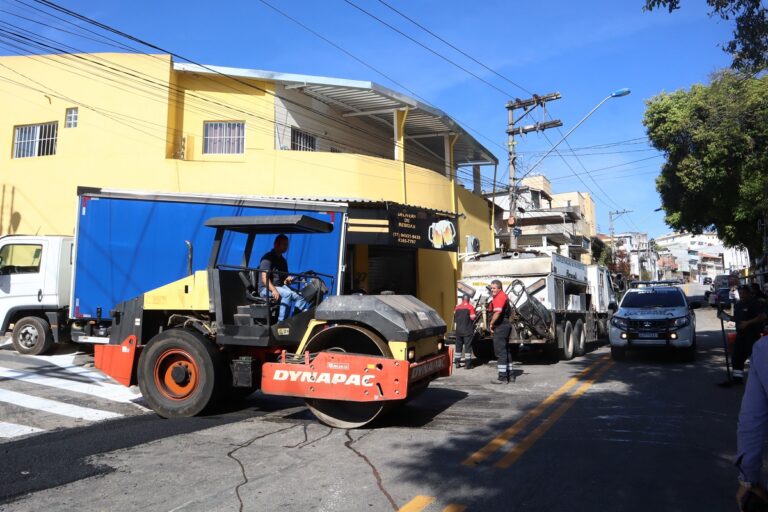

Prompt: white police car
[{"left": 608, "top": 285, "right": 700, "bottom": 361}]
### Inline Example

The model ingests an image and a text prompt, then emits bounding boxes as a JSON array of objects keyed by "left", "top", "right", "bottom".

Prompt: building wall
[{"left": 0, "top": 52, "right": 494, "bottom": 324}]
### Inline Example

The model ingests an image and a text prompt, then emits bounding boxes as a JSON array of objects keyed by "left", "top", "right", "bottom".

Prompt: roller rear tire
[{"left": 138, "top": 329, "right": 223, "bottom": 418}]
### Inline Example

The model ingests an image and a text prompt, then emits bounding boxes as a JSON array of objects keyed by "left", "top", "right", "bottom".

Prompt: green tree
[
  {"left": 644, "top": 71, "right": 768, "bottom": 256},
  {"left": 644, "top": 0, "right": 768, "bottom": 72}
]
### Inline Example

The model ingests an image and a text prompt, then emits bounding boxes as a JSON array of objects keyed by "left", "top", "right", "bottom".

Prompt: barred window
[
  {"left": 13, "top": 122, "right": 58, "bottom": 159},
  {"left": 203, "top": 121, "right": 245, "bottom": 154},
  {"left": 65, "top": 107, "right": 78, "bottom": 128},
  {"left": 329, "top": 147, "right": 342, "bottom": 153},
  {"left": 290, "top": 128, "right": 316, "bottom": 151}
]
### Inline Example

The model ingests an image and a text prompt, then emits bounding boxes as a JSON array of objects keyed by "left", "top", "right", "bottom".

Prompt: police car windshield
[{"left": 621, "top": 289, "right": 686, "bottom": 308}]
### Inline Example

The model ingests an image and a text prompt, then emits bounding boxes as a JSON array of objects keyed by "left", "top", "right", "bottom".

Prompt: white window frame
[
  {"left": 13, "top": 122, "right": 58, "bottom": 159},
  {"left": 290, "top": 127, "right": 316, "bottom": 152},
  {"left": 65, "top": 107, "right": 78, "bottom": 128},
  {"left": 203, "top": 121, "right": 245, "bottom": 155}
]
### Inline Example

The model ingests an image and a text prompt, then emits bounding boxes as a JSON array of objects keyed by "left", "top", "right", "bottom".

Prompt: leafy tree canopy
[
  {"left": 644, "top": 0, "right": 767, "bottom": 72},
  {"left": 644, "top": 71, "right": 768, "bottom": 256}
]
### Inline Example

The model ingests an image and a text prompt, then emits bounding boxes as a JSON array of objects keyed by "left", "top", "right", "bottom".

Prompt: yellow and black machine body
[{"left": 97, "top": 214, "right": 452, "bottom": 428}]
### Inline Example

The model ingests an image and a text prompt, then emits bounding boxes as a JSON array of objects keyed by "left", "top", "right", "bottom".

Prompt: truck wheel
[
  {"left": 611, "top": 346, "right": 627, "bottom": 361},
  {"left": 472, "top": 335, "right": 495, "bottom": 360},
  {"left": 12, "top": 316, "right": 54, "bottom": 356},
  {"left": 573, "top": 320, "right": 586, "bottom": 357},
  {"left": 137, "top": 329, "right": 223, "bottom": 418},
  {"left": 560, "top": 321, "right": 574, "bottom": 361}
]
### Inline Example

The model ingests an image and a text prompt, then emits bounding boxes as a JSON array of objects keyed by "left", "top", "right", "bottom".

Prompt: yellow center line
[
  {"left": 461, "top": 354, "right": 610, "bottom": 467},
  {"left": 398, "top": 495, "right": 435, "bottom": 512},
  {"left": 493, "top": 362, "right": 615, "bottom": 469},
  {"left": 443, "top": 505, "right": 467, "bottom": 512}
]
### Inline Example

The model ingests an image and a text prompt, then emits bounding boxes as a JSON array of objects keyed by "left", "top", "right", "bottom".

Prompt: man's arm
[
  {"left": 737, "top": 337, "right": 768, "bottom": 484},
  {"left": 739, "top": 311, "right": 767, "bottom": 331}
]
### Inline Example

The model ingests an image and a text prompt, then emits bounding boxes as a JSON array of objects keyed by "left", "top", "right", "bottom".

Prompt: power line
[
  {"left": 539, "top": 131, "right": 614, "bottom": 209},
  {"left": 341, "top": 0, "right": 515, "bottom": 98},
  {"left": 0, "top": 8, "right": 510, "bottom": 191},
  {"left": 254, "top": 0, "right": 508, "bottom": 155},
  {"left": 374, "top": 0, "right": 532, "bottom": 96}
]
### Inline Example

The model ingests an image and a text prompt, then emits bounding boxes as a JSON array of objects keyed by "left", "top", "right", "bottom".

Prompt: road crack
[
  {"left": 344, "top": 430, "right": 398, "bottom": 511},
  {"left": 227, "top": 424, "right": 299, "bottom": 512}
]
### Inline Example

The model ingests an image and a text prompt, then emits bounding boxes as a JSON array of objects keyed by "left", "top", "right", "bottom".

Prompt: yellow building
[{"left": 0, "top": 53, "right": 498, "bottom": 322}]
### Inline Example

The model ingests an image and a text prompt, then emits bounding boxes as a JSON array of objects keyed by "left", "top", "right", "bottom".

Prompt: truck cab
[{"left": 0, "top": 235, "right": 73, "bottom": 354}]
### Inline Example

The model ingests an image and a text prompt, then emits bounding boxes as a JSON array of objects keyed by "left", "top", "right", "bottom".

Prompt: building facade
[
  {"left": 485, "top": 176, "right": 598, "bottom": 265},
  {"left": 655, "top": 232, "right": 750, "bottom": 281},
  {"left": 613, "top": 232, "right": 658, "bottom": 280},
  {"left": 0, "top": 53, "right": 499, "bottom": 322}
]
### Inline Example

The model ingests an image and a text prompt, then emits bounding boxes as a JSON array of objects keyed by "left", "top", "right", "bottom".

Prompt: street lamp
[{"left": 517, "top": 88, "right": 632, "bottom": 181}]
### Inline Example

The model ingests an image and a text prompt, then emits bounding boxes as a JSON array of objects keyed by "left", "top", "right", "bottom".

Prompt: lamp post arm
[{"left": 518, "top": 95, "right": 613, "bottom": 182}]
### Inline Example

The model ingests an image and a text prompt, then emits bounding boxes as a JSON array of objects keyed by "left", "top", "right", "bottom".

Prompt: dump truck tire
[
  {"left": 138, "top": 328, "right": 223, "bottom": 418},
  {"left": 560, "top": 321, "right": 574, "bottom": 361},
  {"left": 573, "top": 320, "right": 586, "bottom": 357},
  {"left": 472, "top": 334, "right": 495, "bottom": 359},
  {"left": 12, "top": 316, "right": 54, "bottom": 356},
  {"left": 303, "top": 324, "right": 394, "bottom": 429}
]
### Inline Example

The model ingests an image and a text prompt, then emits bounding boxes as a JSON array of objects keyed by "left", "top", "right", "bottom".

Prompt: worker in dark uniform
[
  {"left": 258, "top": 234, "right": 309, "bottom": 322},
  {"left": 453, "top": 294, "right": 477, "bottom": 369},
  {"left": 488, "top": 279, "right": 513, "bottom": 384},
  {"left": 730, "top": 285, "right": 768, "bottom": 384}
]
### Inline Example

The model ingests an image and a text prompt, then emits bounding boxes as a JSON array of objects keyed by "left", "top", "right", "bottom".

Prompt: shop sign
[{"left": 388, "top": 206, "right": 458, "bottom": 252}]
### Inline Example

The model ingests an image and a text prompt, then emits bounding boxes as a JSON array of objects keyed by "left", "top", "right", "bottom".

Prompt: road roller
[{"left": 95, "top": 214, "right": 452, "bottom": 428}]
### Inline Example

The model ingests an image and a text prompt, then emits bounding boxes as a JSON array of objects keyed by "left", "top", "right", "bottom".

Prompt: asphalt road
[{"left": 0, "top": 283, "right": 746, "bottom": 511}]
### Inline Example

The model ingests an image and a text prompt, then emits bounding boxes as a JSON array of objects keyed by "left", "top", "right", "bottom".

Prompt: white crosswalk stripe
[
  {"left": 0, "top": 388, "right": 122, "bottom": 421},
  {"left": 0, "top": 365, "right": 141, "bottom": 404},
  {"left": 0, "top": 347, "right": 150, "bottom": 444},
  {"left": 0, "top": 421, "right": 44, "bottom": 438}
]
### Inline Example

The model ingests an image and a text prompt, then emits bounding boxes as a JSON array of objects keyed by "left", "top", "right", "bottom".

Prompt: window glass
[
  {"left": 65, "top": 107, "right": 78, "bottom": 128},
  {"left": 290, "top": 128, "right": 316, "bottom": 151},
  {"left": 203, "top": 121, "right": 245, "bottom": 154},
  {"left": 0, "top": 244, "right": 42, "bottom": 273},
  {"left": 13, "top": 122, "right": 58, "bottom": 158},
  {"left": 621, "top": 290, "right": 685, "bottom": 308}
]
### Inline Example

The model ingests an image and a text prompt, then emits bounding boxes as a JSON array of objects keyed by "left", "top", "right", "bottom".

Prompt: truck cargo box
[{"left": 71, "top": 188, "right": 346, "bottom": 320}]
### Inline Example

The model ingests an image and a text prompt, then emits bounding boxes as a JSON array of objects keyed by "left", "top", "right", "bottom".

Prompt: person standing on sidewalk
[
  {"left": 731, "top": 285, "right": 768, "bottom": 384},
  {"left": 488, "top": 280, "right": 513, "bottom": 384},
  {"left": 735, "top": 336, "right": 768, "bottom": 510},
  {"left": 453, "top": 294, "right": 477, "bottom": 369}
]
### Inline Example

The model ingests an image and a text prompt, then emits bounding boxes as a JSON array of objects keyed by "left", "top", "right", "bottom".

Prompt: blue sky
[{"left": 2, "top": 0, "right": 735, "bottom": 237}]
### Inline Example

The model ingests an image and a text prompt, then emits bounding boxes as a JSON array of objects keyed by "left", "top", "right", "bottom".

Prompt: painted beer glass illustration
[{"left": 428, "top": 220, "right": 456, "bottom": 248}]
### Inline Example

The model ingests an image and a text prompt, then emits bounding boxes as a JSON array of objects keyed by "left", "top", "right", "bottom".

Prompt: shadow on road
[{"left": 364, "top": 326, "right": 741, "bottom": 511}]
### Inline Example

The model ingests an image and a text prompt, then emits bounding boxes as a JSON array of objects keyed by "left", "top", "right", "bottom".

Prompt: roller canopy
[
  {"left": 315, "top": 295, "right": 446, "bottom": 341},
  {"left": 205, "top": 215, "right": 333, "bottom": 234}
]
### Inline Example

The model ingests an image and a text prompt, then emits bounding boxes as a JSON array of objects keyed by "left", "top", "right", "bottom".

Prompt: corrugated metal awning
[{"left": 174, "top": 63, "right": 498, "bottom": 167}]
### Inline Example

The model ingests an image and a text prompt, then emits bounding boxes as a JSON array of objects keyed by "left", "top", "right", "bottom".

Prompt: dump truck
[
  {"left": 457, "top": 250, "right": 615, "bottom": 361},
  {"left": 0, "top": 188, "right": 451, "bottom": 427}
]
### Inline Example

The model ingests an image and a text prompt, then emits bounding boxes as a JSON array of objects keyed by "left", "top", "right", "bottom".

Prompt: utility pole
[
  {"left": 506, "top": 93, "right": 562, "bottom": 250},
  {"left": 609, "top": 209, "right": 632, "bottom": 266}
]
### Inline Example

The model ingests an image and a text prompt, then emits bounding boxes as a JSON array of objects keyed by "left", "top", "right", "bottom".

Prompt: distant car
[
  {"left": 703, "top": 277, "right": 712, "bottom": 285},
  {"left": 609, "top": 286, "right": 699, "bottom": 361},
  {"left": 709, "top": 287, "right": 735, "bottom": 308}
]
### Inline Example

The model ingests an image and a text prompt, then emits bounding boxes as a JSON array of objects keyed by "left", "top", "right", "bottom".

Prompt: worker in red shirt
[
  {"left": 488, "top": 279, "right": 513, "bottom": 384},
  {"left": 453, "top": 294, "right": 477, "bottom": 369}
]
